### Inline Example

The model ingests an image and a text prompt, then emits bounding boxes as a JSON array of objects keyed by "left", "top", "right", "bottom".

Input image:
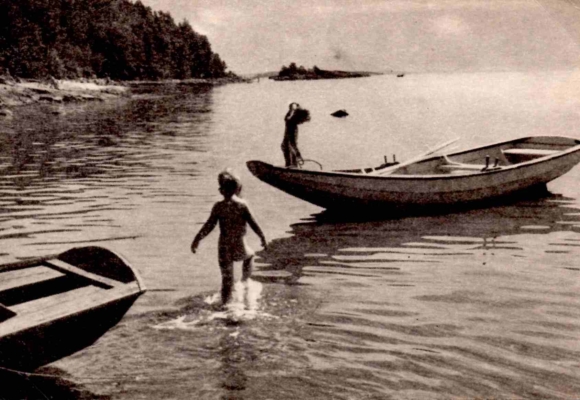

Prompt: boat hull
[
  {"left": 0, "top": 293, "right": 140, "bottom": 371},
  {"left": 0, "top": 246, "right": 146, "bottom": 371},
  {"left": 247, "top": 136, "right": 580, "bottom": 211}
]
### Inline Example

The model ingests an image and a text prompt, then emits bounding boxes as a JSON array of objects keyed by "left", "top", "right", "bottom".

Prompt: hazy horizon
[{"left": 136, "top": 0, "right": 580, "bottom": 75}]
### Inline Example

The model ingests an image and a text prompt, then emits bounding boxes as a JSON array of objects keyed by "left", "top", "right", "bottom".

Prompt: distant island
[{"left": 270, "top": 63, "right": 380, "bottom": 81}]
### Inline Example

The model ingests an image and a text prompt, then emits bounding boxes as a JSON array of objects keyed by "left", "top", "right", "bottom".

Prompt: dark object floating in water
[
  {"left": 247, "top": 136, "right": 580, "bottom": 212},
  {"left": 0, "top": 246, "right": 146, "bottom": 371},
  {"left": 331, "top": 109, "right": 348, "bottom": 118},
  {"left": 397, "top": 74, "right": 405, "bottom": 77}
]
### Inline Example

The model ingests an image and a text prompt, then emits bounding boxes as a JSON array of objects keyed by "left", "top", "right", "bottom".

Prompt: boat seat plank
[
  {"left": 439, "top": 155, "right": 503, "bottom": 172},
  {"left": 439, "top": 164, "right": 488, "bottom": 171},
  {"left": 0, "top": 266, "right": 65, "bottom": 293},
  {"left": 0, "top": 282, "right": 140, "bottom": 336},
  {"left": 9, "top": 285, "right": 104, "bottom": 316},
  {"left": 502, "top": 149, "right": 558, "bottom": 156},
  {"left": 43, "top": 259, "right": 119, "bottom": 289}
]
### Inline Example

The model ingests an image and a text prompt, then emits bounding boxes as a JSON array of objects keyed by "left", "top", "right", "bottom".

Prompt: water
[{"left": 1, "top": 71, "right": 580, "bottom": 399}]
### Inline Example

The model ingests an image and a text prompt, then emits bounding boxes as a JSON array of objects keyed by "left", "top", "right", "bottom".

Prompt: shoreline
[
  {"left": 0, "top": 77, "right": 129, "bottom": 111},
  {"left": 0, "top": 76, "right": 248, "bottom": 115},
  {"left": 270, "top": 72, "right": 377, "bottom": 81},
  {"left": 126, "top": 76, "right": 248, "bottom": 86}
]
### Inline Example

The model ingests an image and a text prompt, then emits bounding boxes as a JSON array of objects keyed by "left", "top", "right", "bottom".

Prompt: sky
[{"left": 137, "top": 0, "right": 580, "bottom": 75}]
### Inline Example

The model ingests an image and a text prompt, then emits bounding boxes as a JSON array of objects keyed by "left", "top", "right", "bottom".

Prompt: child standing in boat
[
  {"left": 282, "top": 102, "right": 311, "bottom": 168},
  {"left": 191, "top": 169, "right": 267, "bottom": 306}
]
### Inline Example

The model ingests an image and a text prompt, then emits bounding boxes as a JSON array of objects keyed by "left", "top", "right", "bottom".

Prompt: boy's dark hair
[{"left": 218, "top": 169, "right": 242, "bottom": 197}]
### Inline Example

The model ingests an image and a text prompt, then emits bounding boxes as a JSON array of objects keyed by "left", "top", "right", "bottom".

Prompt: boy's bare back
[
  {"left": 192, "top": 194, "right": 266, "bottom": 255},
  {"left": 213, "top": 196, "right": 251, "bottom": 239}
]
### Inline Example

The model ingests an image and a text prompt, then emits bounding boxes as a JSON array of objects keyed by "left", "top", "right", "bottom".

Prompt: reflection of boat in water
[
  {"left": 248, "top": 136, "right": 580, "bottom": 212},
  {"left": 256, "top": 193, "right": 580, "bottom": 278},
  {"left": 0, "top": 246, "right": 146, "bottom": 371}
]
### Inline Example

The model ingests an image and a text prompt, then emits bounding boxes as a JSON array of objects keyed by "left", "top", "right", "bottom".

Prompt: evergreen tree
[{"left": 0, "top": 0, "right": 230, "bottom": 80}]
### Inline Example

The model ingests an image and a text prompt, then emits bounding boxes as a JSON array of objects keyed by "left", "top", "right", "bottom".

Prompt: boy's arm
[
  {"left": 285, "top": 108, "right": 295, "bottom": 122},
  {"left": 245, "top": 206, "right": 267, "bottom": 248},
  {"left": 191, "top": 205, "right": 219, "bottom": 253}
]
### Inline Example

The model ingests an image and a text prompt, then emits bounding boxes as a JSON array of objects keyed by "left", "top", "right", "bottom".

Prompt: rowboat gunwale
[
  {"left": 249, "top": 136, "right": 580, "bottom": 182},
  {"left": 0, "top": 247, "right": 146, "bottom": 291}
]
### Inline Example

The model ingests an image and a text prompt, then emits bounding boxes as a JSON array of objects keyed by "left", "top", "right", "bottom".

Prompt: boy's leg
[
  {"left": 282, "top": 143, "right": 291, "bottom": 167},
  {"left": 288, "top": 147, "right": 296, "bottom": 167},
  {"left": 242, "top": 256, "right": 254, "bottom": 282},
  {"left": 219, "top": 261, "right": 234, "bottom": 305}
]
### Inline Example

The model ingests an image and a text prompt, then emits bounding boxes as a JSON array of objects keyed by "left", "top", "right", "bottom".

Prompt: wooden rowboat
[
  {"left": 0, "top": 246, "right": 146, "bottom": 371},
  {"left": 247, "top": 136, "right": 580, "bottom": 211}
]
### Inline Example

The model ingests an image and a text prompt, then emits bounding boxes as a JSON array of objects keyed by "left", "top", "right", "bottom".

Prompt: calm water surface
[{"left": 1, "top": 72, "right": 580, "bottom": 399}]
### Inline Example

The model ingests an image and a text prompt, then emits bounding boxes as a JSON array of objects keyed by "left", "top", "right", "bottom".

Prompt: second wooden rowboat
[
  {"left": 247, "top": 136, "right": 580, "bottom": 211},
  {"left": 0, "top": 246, "right": 146, "bottom": 371}
]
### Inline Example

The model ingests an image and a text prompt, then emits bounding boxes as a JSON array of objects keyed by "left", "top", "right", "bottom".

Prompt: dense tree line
[
  {"left": 0, "top": 0, "right": 229, "bottom": 80},
  {"left": 278, "top": 63, "right": 310, "bottom": 77}
]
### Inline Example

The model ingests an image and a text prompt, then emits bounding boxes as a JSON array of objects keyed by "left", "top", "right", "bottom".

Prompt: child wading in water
[{"left": 191, "top": 169, "right": 267, "bottom": 306}]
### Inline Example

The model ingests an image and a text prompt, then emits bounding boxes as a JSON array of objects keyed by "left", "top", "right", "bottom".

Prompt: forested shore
[{"left": 0, "top": 0, "right": 231, "bottom": 81}]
